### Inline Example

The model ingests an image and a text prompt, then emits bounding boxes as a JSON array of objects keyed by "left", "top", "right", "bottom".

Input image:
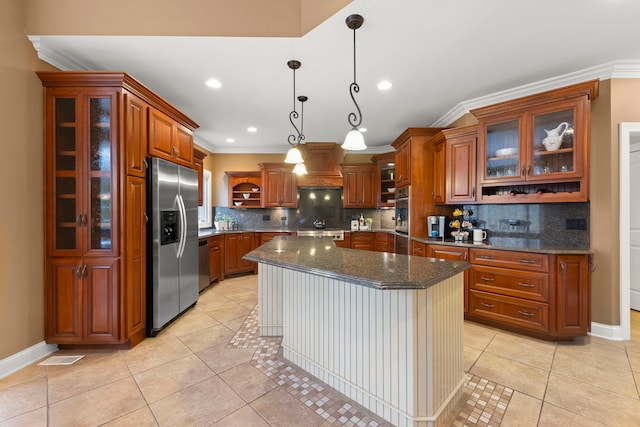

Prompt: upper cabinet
[
  {"left": 148, "top": 108, "right": 195, "bottom": 168},
  {"left": 341, "top": 163, "right": 376, "bottom": 208},
  {"left": 193, "top": 148, "right": 207, "bottom": 206},
  {"left": 259, "top": 163, "right": 297, "bottom": 208},
  {"left": 226, "top": 171, "right": 262, "bottom": 208},
  {"left": 391, "top": 128, "right": 442, "bottom": 189},
  {"left": 471, "top": 80, "right": 598, "bottom": 203},
  {"left": 372, "top": 152, "right": 396, "bottom": 208},
  {"left": 432, "top": 126, "right": 478, "bottom": 205}
]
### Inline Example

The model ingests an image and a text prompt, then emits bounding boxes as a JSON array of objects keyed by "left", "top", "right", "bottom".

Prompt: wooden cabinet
[
  {"left": 224, "top": 232, "right": 256, "bottom": 276},
  {"left": 394, "top": 139, "right": 411, "bottom": 187},
  {"left": 260, "top": 232, "right": 293, "bottom": 245},
  {"left": 123, "top": 92, "right": 149, "bottom": 177},
  {"left": 411, "top": 240, "right": 426, "bottom": 257},
  {"left": 555, "top": 254, "right": 590, "bottom": 337},
  {"left": 471, "top": 80, "right": 598, "bottom": 203},
  {"left": 334, "top": 233, "right": 351, "bottom": 248},
  {"left": 38, "top": 71, "right": 197, "bottom": 348},
  {"left": 432, "top": 126, "right": 478, "bottom": 204},
  {"left": 226, "top": 171, "right": 262, "bottom": 208},
  {"left": 426, "top": 244, "right": 469, "bottom": 312},
  {"left": 351, "top": 232, "right": 374, "bottom": 251},
  {"left": 374, "top": 232, "right": 394, "bottom": 252},
  {"left": 193, "top": 148, "right": 207, "bottom": 206},
  {"left": 372, "top": 152, "right": 396, "bottom": 208},
  {"left": 260, "top": 163, "right": 297, "bottom": 208},
  {"left": 431, "top": 137, "right": 446, "bottom": 204},
  {"left": 208, "top": 235, "right": 223, "bottom": 283},
  {"left": 465, "top": 247, "right": 590, "bottom": 339},
  {"left": 342, "top": 164, "right": 376, "bottom": 208},
  {"left": 391, "top": 128, "right": 443, "bottom": 239},
  {"left": 148, "top": 107, "right": 195, "bottom": 168}
]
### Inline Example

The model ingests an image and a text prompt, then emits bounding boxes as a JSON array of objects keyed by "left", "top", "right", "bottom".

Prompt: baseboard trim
[
  {"left": 589, "top": 322, "right": 626, "bottom": 341},
  {"left": 0, "top": 341, "right": 58, "bottom": 380}
]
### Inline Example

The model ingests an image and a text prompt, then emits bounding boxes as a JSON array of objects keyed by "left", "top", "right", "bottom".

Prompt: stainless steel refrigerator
[{"left": 147, "top": 157, "right": 199, "bottom": 336}]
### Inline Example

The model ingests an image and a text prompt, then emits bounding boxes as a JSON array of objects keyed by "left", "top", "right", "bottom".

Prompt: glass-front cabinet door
[
  {"left": 49, "top": 89, "right": 117, "bottom": 257},
  {"left": 527, "top": 99, "right": 584, "bottom": 181},
  {"left": 482, "top": 117, "right": 522, "bottom": 183}
]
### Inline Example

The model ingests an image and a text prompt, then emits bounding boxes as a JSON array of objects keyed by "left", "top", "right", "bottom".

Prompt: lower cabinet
[
  {"left": 224, "top": 232, "right": 256, "bottom": 276},
  {"left": 426, "top": 245, "right": 469, "bottom": 313},
  {"left": 334, "top": 233, "right": 351, "bottom": 248},
  {"left": 351, "top": 232, "right": 374, "bottom": 251},
  {"left": 46, "top": 257, "right": 120, "bottom": 344},
  {"left": 260, "top": 232, "right": 293, "bottom": 245},
  {"left": 374, "top": 232, "right": 394, "bottom": 252},
  {"left": 415, "top": 241, "right": 591, "bottom": 340},
  {"left": 466, "top": 248, "right": 590, "bottom": 339},
  {"left": 208, "top": 235, "right": 224, "bottom": 283}
]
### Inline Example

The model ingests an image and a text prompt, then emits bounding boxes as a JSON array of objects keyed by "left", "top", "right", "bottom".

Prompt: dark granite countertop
[
  {"left": 411, "top": 236, "right": 591, "bottom": 255},
  {"left": 244, "top": 236, "right": 469, "bottom": 290}
]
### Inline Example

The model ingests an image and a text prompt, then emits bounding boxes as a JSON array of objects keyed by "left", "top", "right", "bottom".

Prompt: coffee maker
[{"left": 427, "top": 215, "right": 446, "bottom": 239}]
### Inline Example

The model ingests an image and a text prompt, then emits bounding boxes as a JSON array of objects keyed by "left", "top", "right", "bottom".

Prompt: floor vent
[{"left": 37, "top": 355, "right": 85, "bottom": 366}]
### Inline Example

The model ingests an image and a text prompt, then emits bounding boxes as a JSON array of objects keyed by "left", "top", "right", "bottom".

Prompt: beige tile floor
[{"left": 1, "top": 274, "right": 639, "bottom": 426}]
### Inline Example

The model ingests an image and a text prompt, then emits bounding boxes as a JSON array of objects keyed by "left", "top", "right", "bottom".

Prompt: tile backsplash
[{"left": 462, "top": 202, "right": 589, "bottom": 247}]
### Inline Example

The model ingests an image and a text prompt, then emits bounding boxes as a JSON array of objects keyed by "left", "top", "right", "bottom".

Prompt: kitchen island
[{"left": 245, "top": 236, "right": 470, "bottom": 427}]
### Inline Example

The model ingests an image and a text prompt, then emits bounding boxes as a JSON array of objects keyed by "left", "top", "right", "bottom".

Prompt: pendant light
[
  {"left": 284, "top": 60, "right": 308, "bottom": 174},
  {"left": 342, "top": 14, "right": 366, "bottom": 151}
]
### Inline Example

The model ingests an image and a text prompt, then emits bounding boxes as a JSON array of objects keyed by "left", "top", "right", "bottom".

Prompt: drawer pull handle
[
  {"left": 519, "top": 259, "right": 536, "bottom": 264},
  {"left": 518, "top": 282, "right": 534, "bottom": 288},
  {"left": 518, "top": 310, "right": 534, "bottom": 317},
  {"left": 480, "top": 276, "right": 495, "bottom": 282},
  {"left": 479, "top": 255, "right": 495, "bottom": 260},
  {"left": 480, "top": 302, "right": 495, "bottom": 309}
]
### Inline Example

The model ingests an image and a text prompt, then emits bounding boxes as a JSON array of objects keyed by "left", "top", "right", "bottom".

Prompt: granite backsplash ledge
[{"left": 461, "top": 202, "right": 589, "bottom": 247}]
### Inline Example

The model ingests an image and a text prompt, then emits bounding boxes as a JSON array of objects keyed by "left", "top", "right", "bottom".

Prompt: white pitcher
[{"left": 542, "top": 122, "right": 569, "bottom": 151}]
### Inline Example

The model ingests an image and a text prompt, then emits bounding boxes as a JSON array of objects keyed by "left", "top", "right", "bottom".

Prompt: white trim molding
[
  {"left": 433, "top": 60, "right": 640, "bottom": 127},
  {"left": 589, "top": 322, "right": 626, "bottom": 341},
  {"left": 0, "top": 341, "right": 58, "bottom": 380}
]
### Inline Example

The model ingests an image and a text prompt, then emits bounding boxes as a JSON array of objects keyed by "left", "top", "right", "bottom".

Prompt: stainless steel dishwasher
[{"left": 198, "top": 239, "right": 210, "bottom": 292}]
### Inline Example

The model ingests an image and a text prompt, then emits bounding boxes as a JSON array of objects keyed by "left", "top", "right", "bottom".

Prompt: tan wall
[
  {"left": 25, "top": 0, "right": 352, "bottom": 37},
  {"left": 0, "top": 0, "right": 56, "bottom": 360},
  {"left": 448, "top": 113, "right": 479, "bottom": 128}
]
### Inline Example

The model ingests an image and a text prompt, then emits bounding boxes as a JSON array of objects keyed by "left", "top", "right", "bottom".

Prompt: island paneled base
[{"left": 258, "top": 264, "right": 465, "bottom": 427}]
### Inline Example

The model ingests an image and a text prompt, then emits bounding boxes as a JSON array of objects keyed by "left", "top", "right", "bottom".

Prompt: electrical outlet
[
  {"left": 262, "top": 215, "right": 270, "bottom": 221},
  {"left": 566, "top": 218, "right": 587, "bottom": 230}
]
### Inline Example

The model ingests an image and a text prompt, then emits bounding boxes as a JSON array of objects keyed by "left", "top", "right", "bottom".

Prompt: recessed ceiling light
[
  {"left": 247, "top": 127, "right": 257, "bottom": 133},
  {"left": 205, "top": 78, "right": 222, "bottom": 88},
  {"left": 377, "top": 80, "right": 392, "bottom": 90},
  {"left": 226, "top": 138, "right": 235, "bottom": 143}
]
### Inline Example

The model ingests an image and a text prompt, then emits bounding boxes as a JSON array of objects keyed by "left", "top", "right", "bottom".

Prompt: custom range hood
[{"left": 297, "top": 142, "right": 344, "bottom": 187}]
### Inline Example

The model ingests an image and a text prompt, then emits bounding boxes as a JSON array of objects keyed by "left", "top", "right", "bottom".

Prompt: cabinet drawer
[
  {"left": 469, "top": 290, "right": 549, "bottom": 332},
  {"left": 411, "top": 241, "right": 426, "bottom": 256},
  {"left": 470, "top": 266, "right": 548, "bottom": 302},
  {"left": 351, "top": 232, "right": 374, "bottom": 242},
  {"left": 469, "top": 248, "right": 549, "bottom": 272}
]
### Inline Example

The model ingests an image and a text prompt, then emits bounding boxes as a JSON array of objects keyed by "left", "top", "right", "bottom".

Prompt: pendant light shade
[
  {"left": 284, "top": 146, "right": 304, "bottom": 164},
  {"left": 292, "top": 162, "right": 308, "bottom": 175},
  {"left": 343, "top": 129, "right": 366, "bottom": 151},
  {"left": 342, "top": 14, "right": 367, "bottom": 151}
]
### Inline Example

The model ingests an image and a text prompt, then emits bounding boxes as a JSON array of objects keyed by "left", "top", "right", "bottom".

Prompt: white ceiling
[{"left": 28, "top": 0, "right": 640, "bottom": 154}]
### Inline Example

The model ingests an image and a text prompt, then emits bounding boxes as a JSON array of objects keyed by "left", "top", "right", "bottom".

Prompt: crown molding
[
  {"left": 28, "top": 36, "right": 89, "bottom": 71},
  {"left": 431, "top": 60, "right": 640, "bottom": 127}
]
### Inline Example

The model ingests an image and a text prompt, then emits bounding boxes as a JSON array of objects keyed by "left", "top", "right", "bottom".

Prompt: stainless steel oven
[{"left": 395, "top": 186, "right": 409, "bottom": 254}]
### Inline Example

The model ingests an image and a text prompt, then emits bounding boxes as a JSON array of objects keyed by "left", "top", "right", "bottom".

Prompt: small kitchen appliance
[{"left": 427, "top": 215, "right": 446, "bottom": 239}]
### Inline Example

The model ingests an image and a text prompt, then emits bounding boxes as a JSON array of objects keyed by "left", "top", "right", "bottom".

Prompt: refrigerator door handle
[{"left": 176, "top": 194, "right": 187, "bottom": 259}]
